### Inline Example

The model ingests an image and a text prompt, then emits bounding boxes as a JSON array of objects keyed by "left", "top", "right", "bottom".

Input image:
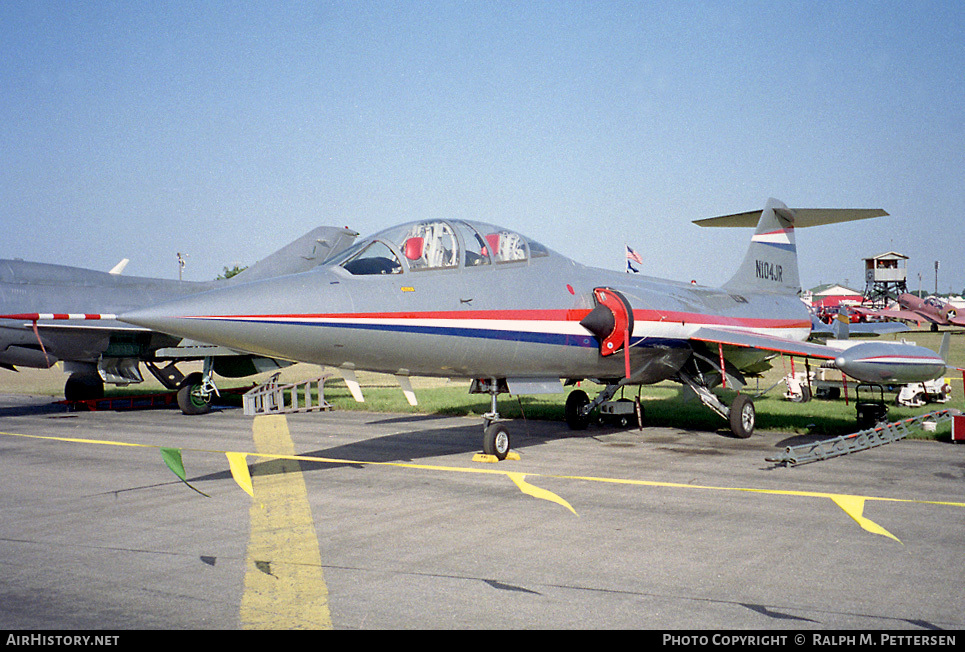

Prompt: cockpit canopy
[{"left": 331, "top": 219, "right": 550, "bottom": 275}]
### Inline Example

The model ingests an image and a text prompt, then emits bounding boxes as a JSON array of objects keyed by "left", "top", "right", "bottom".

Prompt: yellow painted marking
[
  {"left": 2, "top": 428, "right": 963, "bottom": 541},
  {"left": 239, "top": 416, "right": 332, "bottom": 630},
  {"left": 472, "top": 451, "right": 521, "bottom": 463},
  {"left": 507, "top": 472, "right": 577, "bottom": 515},
  {"left": 831, "top": 495, "right": 901, "bottom": 543}
]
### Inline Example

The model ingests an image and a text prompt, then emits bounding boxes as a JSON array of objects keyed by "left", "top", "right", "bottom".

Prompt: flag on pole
[{"left": 626, "top": 245, "right": 642, "bottom": 273}]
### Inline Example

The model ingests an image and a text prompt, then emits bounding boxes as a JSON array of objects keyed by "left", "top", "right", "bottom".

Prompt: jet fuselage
[{"left": 122, "top": 219, "right": 812, "bottom": 385}]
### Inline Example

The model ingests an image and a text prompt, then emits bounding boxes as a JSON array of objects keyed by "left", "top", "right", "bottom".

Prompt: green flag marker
[{"left": 160, "top": 447, "right": 209, "bottom": 497}]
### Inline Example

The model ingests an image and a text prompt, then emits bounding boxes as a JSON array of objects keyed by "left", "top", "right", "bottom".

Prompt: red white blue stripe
[{"left": 751, "top": 227, "right": 795, "bottom": 253}]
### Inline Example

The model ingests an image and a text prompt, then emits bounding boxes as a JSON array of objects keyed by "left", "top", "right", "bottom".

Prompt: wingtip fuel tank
[{"left": 832, "top": 341, "right": 946, "bottom": 385}]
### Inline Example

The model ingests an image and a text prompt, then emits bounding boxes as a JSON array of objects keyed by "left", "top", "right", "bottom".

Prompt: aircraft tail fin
[
  {"left": 231, "top": 226, "right": 358, "bottom": 283},
  {"left": 109, "top": 259, "right": 130, "bottom": 275},
  {"left": 938, "top": 331, "right": 951, "bottom": 362},
  {"left": 694, "top": 199, "right": 887, "bottom": 295}
]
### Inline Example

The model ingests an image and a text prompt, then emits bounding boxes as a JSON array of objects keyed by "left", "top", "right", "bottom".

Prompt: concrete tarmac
[{"left": 0, "top": 393, "right": 963, "bottom": 630}]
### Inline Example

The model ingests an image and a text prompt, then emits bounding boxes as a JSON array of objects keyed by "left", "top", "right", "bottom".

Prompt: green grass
[
  {"left": 203, "top": 373, "right": 955, "bottom": 442},
  {"left": 311, "top": 381, "right": 958, "bottom": 441}
]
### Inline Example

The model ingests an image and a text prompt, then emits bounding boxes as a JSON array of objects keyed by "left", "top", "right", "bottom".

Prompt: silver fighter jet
[{"left": 31, "top": 199, "right": 949, "bottom": 457}]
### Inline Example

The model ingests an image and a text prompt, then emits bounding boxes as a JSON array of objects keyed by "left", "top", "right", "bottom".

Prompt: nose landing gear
[{"left": 472, "top": 378, "right": 514, "bottom": 460}]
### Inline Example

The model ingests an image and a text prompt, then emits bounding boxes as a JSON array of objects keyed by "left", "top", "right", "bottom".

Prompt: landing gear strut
[
  {"left": 473, "top": 378, "right": 512, "bottom": 460},
  {"left": 565, "top": 381, "right": 644, "bottom": 431},
  {"left": 678, "top": 367, "right": 756, "bottom": 438}
]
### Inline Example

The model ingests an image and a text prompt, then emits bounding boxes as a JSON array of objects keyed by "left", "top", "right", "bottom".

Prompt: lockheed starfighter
[{"left": 19, "top": 199, "right": 947, "bottom": 458}]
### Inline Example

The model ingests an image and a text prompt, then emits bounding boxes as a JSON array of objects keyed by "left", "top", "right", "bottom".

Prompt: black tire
[
  {"left": 64, "top": 373, "right": 104, "bottom": 402},
  {"left": 729, "top": 394, "right": 755, "bottom": 438},
  {"left": 483, "top": 422, "right": 511, "bottom": 460},
  {"left": 177, "top": 372, "right": 212, "bottom": 415},
  {"left": 565, "top": 390, "right": 591, "bottom": 430}
]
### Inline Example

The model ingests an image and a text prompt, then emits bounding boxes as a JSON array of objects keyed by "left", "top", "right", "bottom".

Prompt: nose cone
[
  {"left": 120, "top": 270, "right": 347, "bottom": 360},
  {"left": 121, "top": 299, "right": 226, "bottom": 347},
  {"left": 834, "top": 354, "right": 849, "bottom": 372}
]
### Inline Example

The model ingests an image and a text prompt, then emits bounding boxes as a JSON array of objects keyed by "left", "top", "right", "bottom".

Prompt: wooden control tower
[{"left": 863, "top": 251, "right": 908, "bottom": 308}]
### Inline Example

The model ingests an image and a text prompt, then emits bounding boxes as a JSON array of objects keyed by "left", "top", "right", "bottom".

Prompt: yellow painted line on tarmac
[
  {"left": 2, "top": 427, "right": 964, "bottom": 543},
  {"left": 507, "top": 472, "right": 577, "bottom": 515},
  {"left": 239, "top": 415, "right": 332, "bottom": 630},
  {"left": 542, "top": 472, "right": 925, "bottom": 541}
]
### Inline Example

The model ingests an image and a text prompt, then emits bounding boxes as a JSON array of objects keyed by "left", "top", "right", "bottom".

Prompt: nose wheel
[
  {"left": 483, "top": 421, "right": 511, "bottom": 460},
  {"left": 473, "top": 377, "right": 513, "bottom": 460}
]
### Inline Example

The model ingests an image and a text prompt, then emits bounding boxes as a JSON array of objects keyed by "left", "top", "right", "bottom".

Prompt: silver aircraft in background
[
  {"left": 12, "top": 199, "right": 947, "bottom": 457},
  {"left": 0, "top": 226, "right": 357, "bottom": 411}
]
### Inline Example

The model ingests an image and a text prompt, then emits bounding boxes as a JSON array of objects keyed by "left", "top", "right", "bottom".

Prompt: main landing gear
[
  {"left": 677, "top": 366, "right": 756, "bottom": 438},
  {"left": 564, "top": 383, "right": 644, "bottom": 431},
  {"left": 174, "top": 359, "right": 220, "bottom": 416},
  {"left": 565, "top": 380, "right": 756, "bottom": 438},
  {"left": 566, "top": 389, "right": 644, "bottom": 430},
  {"left": 563, "top": 359, "right": 757, "bottom": 439},
  {"left": 728, "top": 393, "right": 756, "bottom": 439}
]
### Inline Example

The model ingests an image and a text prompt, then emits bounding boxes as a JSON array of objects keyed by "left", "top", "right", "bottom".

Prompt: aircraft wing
[
  {"left": 808, "top": 318, "right": 909, "bottom": 339},
  {"left": 851, "top": 305, "right": 941, "bottom": 325},
  {"left": 837, "top": 321, "right": 910, "bottom": 336},
  {"left": 890, "top": 310, "right": 937, "bottom": 325},
  {"left": 689, "top": 326, "right": 839, "bottom": 360}
]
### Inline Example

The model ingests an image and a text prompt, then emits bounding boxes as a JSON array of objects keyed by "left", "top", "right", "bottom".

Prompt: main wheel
[
  {"left": 483, "top": 422, "right": 511, "bottom": 460},
  {"left": 565, "top": 390, "right": 591, "bottom": 430},
  {"left": 64, "top": 373, "right": 104, "bottom": 403},
  {"left": 177, "top": 372, "right": 212, "bottom": 415},
  {"left": 729, "top": 394, "right": 755, "bottom": 438}
]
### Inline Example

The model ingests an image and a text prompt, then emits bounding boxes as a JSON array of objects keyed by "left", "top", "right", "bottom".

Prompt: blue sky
[{"left": 2, "top": 1, "right": 963, "bottom": 294}]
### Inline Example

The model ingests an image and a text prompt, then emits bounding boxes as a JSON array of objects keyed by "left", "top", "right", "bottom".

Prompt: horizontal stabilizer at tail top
[{"left": 694, "top": 207, "right": 888, "bottom": 228}]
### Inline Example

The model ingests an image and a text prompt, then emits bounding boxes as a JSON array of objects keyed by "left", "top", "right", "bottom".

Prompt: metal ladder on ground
[
  {"left": 243, "top": 373, "right": 333, "bottom": 416},
  {"left": 767, "top": 408, "right": 962, "bottom": 466}
]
